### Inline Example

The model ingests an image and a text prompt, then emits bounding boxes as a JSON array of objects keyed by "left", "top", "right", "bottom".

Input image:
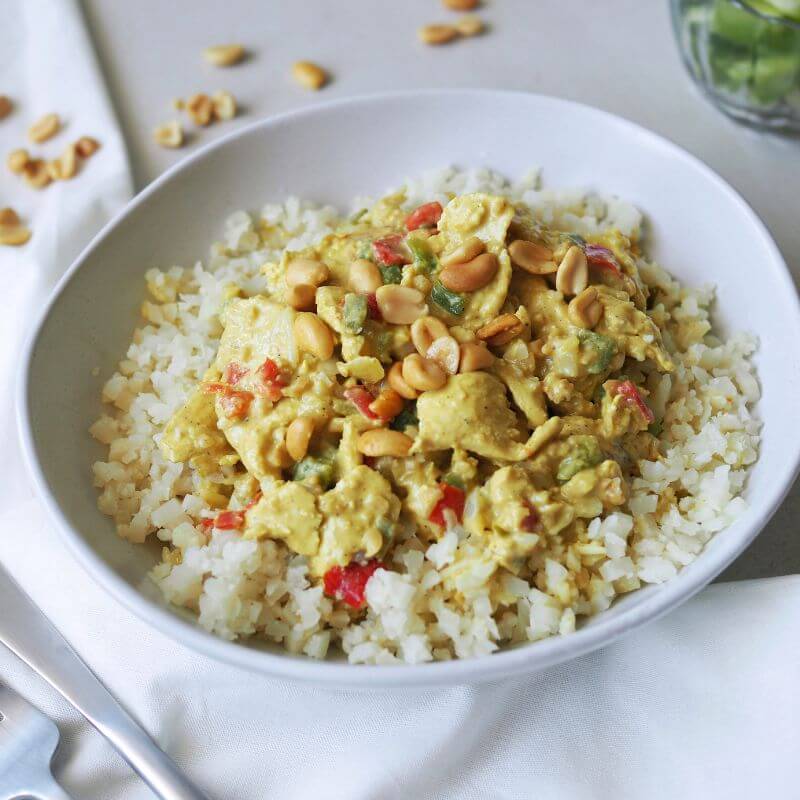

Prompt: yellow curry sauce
[{"left": 158, "top": 192, "right": 675, "bottom": 608}]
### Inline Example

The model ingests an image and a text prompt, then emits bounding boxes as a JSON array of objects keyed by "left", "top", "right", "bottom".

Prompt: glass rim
[{"left": 733, "top": 0, "right": 800, "bottom": 29}]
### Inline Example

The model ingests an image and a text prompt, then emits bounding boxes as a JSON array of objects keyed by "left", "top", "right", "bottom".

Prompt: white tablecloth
[{"left": 1, "top": 2, "right": 798, "bottom": 798}]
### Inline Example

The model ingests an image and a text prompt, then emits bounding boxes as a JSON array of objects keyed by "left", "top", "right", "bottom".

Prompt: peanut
[
  {"left": 375, "top": 285, "right": 427, "bottom": 325},
  {"left": 418, "top": 24, "right": 459, "bottom": 45},
  {"left": 440, "top": 236, "right": 485, "bottom": 267},
  {"left": 286, "top": 417, "right": 315, "bottom": 461},
  {"left": 75, "top": 136, "right": 100, "bottom": 157},
  {"left": 349, "top": 258, "right": 383, "bottom": 294},
  {"left": 187, "top": 93, "right": 214, "bottom": 126},
  {"left": 22, "top": 159, "right": 51, "bottom": 189},
  {"left": 153, "top": 121, "right": 184, "bottom": 148},
  {"left": 568, "top": 287, "right": 603, "bottom": 329},
  {"left": 387, "top": 362, "right": 419, "bottom": 400},
  {"left": 402, "top": 354, "right": 447, "bottom": 392},
  {"left": 443, "top": 0, "right": 479, "bottom": 9},
  {"left": 212, "top": 90, "right": 237, "bottom": 121},
  {"left": 427, "top": 335, "right": 460, "bottom": 374},
  {"left": 411, "top": 315, "right": 449, "bottom": 357},
  {"left": 476, "top": 313, "right": 524, "bottom": 347},
  {"left": 203, "top": 44, "right": 247, "bottom": 67},
  {"left": 455, "top": 15, "right": 484, "bottom": 36},
  {"left": 286, "top": 283, "right": 317, "bottom": 311},
  {"left": 7, "top": 149, "right": 29, "bottom": 174},
  {"left": 368, "top": 388, "right": 405, "bottom": 420},
  {"left": 439, "top": 252, "right": 498, "bottom": 292},
  {"left": 294, "top": 313, "right": 335, "bottom": 360},
  {"left": 556, "top": 245, "right": 588, "bottom": 296},
  {"left": 0, "top": 95, "right": 11, "bottom": 120},
  {"left": 459, "top": 341, "right": 494, "bottom": 372},
  {"left": 292, "top": 61, "right": 328, "bottom": 90},
  {"left": 28, "top": 113, "right": 60, "bottom": 143},
  {"left": 508, "top": 239, "right": 557, "bottom": 275},
  {"left": 286, "top": 258, "right": 329, "bottom": 288},
  {"left": 357, "top": 429, "right": 413, "bottom": 458}
]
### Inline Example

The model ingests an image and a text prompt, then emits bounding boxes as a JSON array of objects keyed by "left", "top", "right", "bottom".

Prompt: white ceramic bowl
[{"left": 19, "top": 91, "right": 800, "bottom": 688}]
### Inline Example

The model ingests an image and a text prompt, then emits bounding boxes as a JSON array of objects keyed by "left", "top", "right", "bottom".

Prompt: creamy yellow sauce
[{"left": 158, "top": 191, "right": 674, "bottom": 591}]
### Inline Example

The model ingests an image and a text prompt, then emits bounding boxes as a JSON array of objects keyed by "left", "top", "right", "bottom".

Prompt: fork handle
[{"left": 0, "top": 565, "right": 210, "bottom": 800}]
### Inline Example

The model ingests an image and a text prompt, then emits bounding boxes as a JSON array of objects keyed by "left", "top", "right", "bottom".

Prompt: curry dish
[
  {"left": 158, "top": 192, "right": 675, "bottom": 604},
  {"left": 93, "top": 171, "right": 759, "bottom": 662}
]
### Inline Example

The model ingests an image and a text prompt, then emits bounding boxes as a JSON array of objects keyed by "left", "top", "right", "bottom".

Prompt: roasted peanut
[
  {"left": 294, "top": 313, "right": 335, "bottom": 360},
  {"left": 440, "top": 236, "right": 485, "bottom": 267},
  {"left": 459, "top": 341, "right": 494, "bottom": 372},
  {"left": 402, "top": 353, "right": 447, "bottom": 392},
  {"left": 28, "top": 113, "right": 60, "bottom": 143},
  {"left": 7, "top": 149, "right": 29, "bottom": 174},
  {"left": 286, "top": 417, "right": 315, "bottom": 461},
  {"left": 357, "top": 428, "right": 413, "bottom": 458},
  {"left": 203, "top": 44, "right": 247, "bottom": 67},
  {"left": 0, "top": 208, "right": 20, "bottom": 227},
  {"left": 22, "top": 159, "right": 51, "bottom": 189},
  {"left": 368, "top": 388, "right": 405, "bottom": 420},
  {"left": 286, "top": 283, "right": 317, "bottom": 311},
  {"left": 292, "top": 61, "right": 328, "bottom": 90},
  {"left": 439, "top": 252, "right": 498, "bottom": 292},
  {"left": 418, "top": 24, "right": 459, "bottom": 45},
  {"left": 0, "top": 225, "right": 31, "bottom": 246},
  {"left": 153, "top": 120, "right": 184, "bottom": 148},
  {"left": 187, "top": 93, "right": 214, "bottom": 126},
  {"left": 387, "top": 362, "right": 419, "bottom": 400},
  {"left": 556, "top": 245, "right": 588, "bottom": 296},
  {"left": 568, "top": 286, "right": 603, "bottom": 329},
  {"left": 455, "top": 15, "right": 485, "bottom": 36},
  {"left": 443, "top": 0, "right": 479, "bottom": 9},
  {"left": 410, "top": 315, "right": 449, "bottom": 357},
  {"left": 476, "top": 313, "right": 524, "bottom": 347},
  {"left": 508, "top": 239, "right": 556, "bottom": 275},
  {"left": 349, "top": 258, "right": 383, "bottom": 294},
  {"left": 75, "top": 136, "right": 100, "bottom": 157},
  {"left": 0, "top": 95, "right": 11, "bottom": 120},
  {"left": 375, "top": 285, "right": 427, "bottom": 325},
  {"left": 212, "top": 90, "right": 237, "bottom": 121},
  {"left": 427, "top": 335, "right": 460, "bottom": 374},
  {"left": 286, "top": 258, "right": 330, "bottom": 288}
]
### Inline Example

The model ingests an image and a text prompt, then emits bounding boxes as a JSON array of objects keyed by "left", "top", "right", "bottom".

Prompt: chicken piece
[
  {"left": 158, "top": 387, "right": 234, "bottom": 475},
  {"left": 244, "top": 481, "right": 321, "bottom": 555},
  {"left": 312, "top": 465, "right": 401, "bottom": 576},
  {"left": 492, "top": 354, "right": 548, "bottom": 429},
  {"left": 432, "top": 193, "right": 515, "bottom": 330},
  {"left": 415, "top": 372, "right": 528, "bottom": 461}
]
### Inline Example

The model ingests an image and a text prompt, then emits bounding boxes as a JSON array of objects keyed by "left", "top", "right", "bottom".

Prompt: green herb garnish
[
  {"left": 431, "top": 281, "right": 466, "bottom": 316},
  {"left": 292, "top": 456, "right": 335, "bottom": 490},
  {"left": 350, "top": 208, "right": 368, "bottom": 224},
  {"left": 343, "top": 293, "right": 368, "bottom": 334}
]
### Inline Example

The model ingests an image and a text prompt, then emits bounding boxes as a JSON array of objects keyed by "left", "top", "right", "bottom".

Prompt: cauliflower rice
[{"left": 91, "top": 167, "right": 760, "bottom": 664}]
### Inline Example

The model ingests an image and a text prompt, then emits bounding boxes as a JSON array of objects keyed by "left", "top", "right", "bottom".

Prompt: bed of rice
[{"left": 90, "top": 167, "right": 760, "bottom": 665}]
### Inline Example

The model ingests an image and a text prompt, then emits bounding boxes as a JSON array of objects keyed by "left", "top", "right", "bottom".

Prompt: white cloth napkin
[{"left": 1, "top": 3, "right": 799, "bottom": 799}]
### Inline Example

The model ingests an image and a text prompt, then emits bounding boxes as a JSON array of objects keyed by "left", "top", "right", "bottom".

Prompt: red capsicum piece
[
  {"left": 372, "top": 234, "right": 410, "bottom": 266},
  {"left": 223, "top": 361, "right": 249, "bottom": 385},
  {"left": 584, "top": 244, "right": 622, "bottom": 276},
  {"left": 429, "top": 483, "right": 466, "bottom": 527},
  {"left": 323, "top": 559, "right": 384, "bottom": 608},
  {"left": 344, "top": 386, "right": 379, "bottom": 420},
  {"left": 214, "top": 510, "right": 246, "bottom": 530},
  {"left": 609, "top": 380, "right": 655, "bottom": 424},
  {"left": 405, "top": 201, "right": 443, "bottom": 232}
]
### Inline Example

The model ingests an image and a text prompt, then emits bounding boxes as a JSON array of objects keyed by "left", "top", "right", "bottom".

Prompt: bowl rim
[{"left": 17, "top": 88, "right": 800, "bottom": 688}]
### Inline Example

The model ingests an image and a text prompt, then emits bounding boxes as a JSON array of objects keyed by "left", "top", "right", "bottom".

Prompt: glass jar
[{"left": 670, "top": 0, "right": 800, "bottom": 132}]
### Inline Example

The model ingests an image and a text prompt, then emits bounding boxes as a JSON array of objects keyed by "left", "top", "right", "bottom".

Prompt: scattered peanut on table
[
  {"left": 28, "top": 113, "right": 60, "bottom": 144},
  {"left": 0, "top": 207, "right": 31, "bottom": 247},
  {"left": 0, "top": 95, "right": 12, "bottom": 120},
  {"left": 153, "top": 120, "right": 185, "bottom": 149},
  {"left": 292, "top": 61, "right": 329, "bottom": 91},
  {"left": 203, "top": 44, "right": 247, "bottom": 67}
]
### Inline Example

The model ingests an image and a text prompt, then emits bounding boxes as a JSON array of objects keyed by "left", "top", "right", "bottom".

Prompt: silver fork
[
  {"left": 0, "top": 681, "right": 73, "bottom": 800},
  {"left": 0, "top": 563, "right": 209, "bottom": 799}
]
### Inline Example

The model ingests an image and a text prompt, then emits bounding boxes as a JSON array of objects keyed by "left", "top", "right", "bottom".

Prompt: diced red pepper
[
  {"left": 521, "top": 502, "right": 540, "bottom": 532},
  {"left": 372, "top": 234, "right": 410, "bottom": 266},
  {"left": 223, "top": 361, "right": 249, "bottom": 385},
  {"left": 366, "top": 293, "right": 382, "bottom": 321},
  {"left": 323, "top": 559, "right": 385, "bottom": 608},
  {"left": 344, "top": 386, "right": 379, "bottom": 420},
  {"left": 609, "top": 380, "right": 655, "bottom": 424},
  {"left": 255, "top": 357, "right": 287, "bottom": 401},
  {"left": 585, "top": 244, "right": 622, "bottom": 276},
  {"left": 429, "top": 483, "right": 466, "bottom": 528},
  {"left": 215, "top": 510, "right": 246, "bottom": 530},
  {"left": 405, "top": 201, "right": 443, "bottom": 232},
  {"left": 244, "top": 492, "right": 262, "bottom": 511},
  {"left": 202, "top": 382, "right": 228, "bottom": 394},
  {"left": 199, "top": 517, "right": 215, "bottom": 531},
  {"left": 260, "top": 358, "right": 281, "bottom": 383},
  {"left": 218, "top": 390, "right": 254, "bottom": 419}
]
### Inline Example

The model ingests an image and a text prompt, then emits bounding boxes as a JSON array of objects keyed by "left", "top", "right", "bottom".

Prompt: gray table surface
[{"left": 80, "top": 0, "right": 799, "bottom": 581}]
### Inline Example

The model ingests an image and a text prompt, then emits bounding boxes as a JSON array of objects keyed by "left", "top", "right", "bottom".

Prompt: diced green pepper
[
  {"left": 431, "top": 281, "right": 466, "bottom": 316},
  {"left": 577, "top": 330, "right": 618, "bottom": 375},
  {"left": 379, "top": 264, "right": 402, "bottom": 285},
  {"left": 343, "top": 293, "right": 368, "bottom": 334},
  {"left": 292, "top": 456, "right": 335, "bottom": 490},
  {"left": 562, "top": 233, "right": 586, "bottom": 248},
  {"left": 556, "top": 435, "right": 603, "bottom": 483},
  {"left": 350, "top": 208, "right": 368, "bottom": 224},
  {"left": 407, "top": 237, "right": 437, "bottom": 273},
  {"left": 442, "top": 473, "right": 465, "bottom": 491},
  {"left": 648, "top": 419, "right": 665, "bottom": 437},
  {"left": 357, "top": 241, "right": 375, "bottom": 261},
  {"left": 391, "top": 402, "right": 418, "bottom": 432}
]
